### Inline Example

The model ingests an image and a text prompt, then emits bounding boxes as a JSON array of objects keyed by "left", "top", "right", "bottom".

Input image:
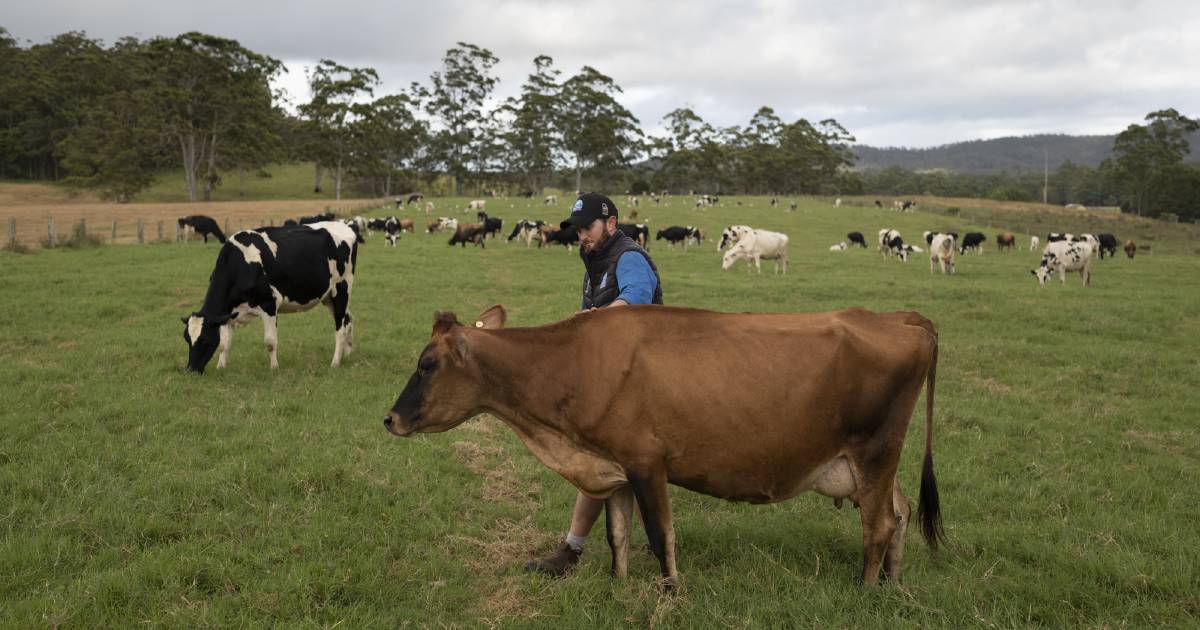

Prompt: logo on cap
[
  {"left": 601, "top": 202, "right": 609, "bottom": 216},
  {"left": 572, "top": 200, "right": 583, "bottom": 213}
]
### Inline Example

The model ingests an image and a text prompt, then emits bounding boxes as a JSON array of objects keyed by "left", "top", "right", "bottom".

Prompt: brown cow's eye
[{"left": 418, "top": 359, "right": 436, "bottom": 375}]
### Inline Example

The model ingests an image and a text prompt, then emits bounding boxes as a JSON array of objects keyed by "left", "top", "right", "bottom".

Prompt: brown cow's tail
[{"left": 917, "top": 333, "right": 946, "bottom": 551}]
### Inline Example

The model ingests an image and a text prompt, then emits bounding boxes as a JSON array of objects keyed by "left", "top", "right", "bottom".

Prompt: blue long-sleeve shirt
[{"left": 581, "top": 251, "right": 658, "bottom": 308}]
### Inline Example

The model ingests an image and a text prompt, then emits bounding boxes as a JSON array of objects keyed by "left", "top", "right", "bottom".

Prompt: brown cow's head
[{"left": 384, "top": 305, "right": 507, "bottom": 437}]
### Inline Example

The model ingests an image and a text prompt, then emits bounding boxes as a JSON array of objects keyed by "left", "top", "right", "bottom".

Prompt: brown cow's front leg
[
  {"left": 630, "top": 472, "right": 679, "bottom": 591},
  {"left": 605, "top": 485, "right": 635, "bottom": 578}
]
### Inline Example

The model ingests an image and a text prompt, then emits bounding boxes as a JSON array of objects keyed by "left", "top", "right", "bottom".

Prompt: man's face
[{"left": 577, "top": 218, "right": 612, "bottom": 253}]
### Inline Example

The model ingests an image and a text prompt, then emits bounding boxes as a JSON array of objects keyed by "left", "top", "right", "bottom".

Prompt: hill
[{"left": 852, "top": 131, "right": 1200, "bottom": 174}]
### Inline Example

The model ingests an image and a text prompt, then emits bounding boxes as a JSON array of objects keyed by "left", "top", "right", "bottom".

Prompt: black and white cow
[
  {"left": 178, "top": 215, "right": 226, "bottom": 244},
  {"left": 657, "top": 226, "right": 695, "bottom": 249},
  {"left": 718, "top": 225, "right": 754, "bottom": 250},
  {"left": 182, "top": 221, "right": 358, "bottom": 374},
  {"left": 846, "top": 231, "right": 867, "bottom": 248},
  {"left": 507, "top": 219, "right": 545, "bottom": 247},
  {"left": 1096, "top": 233, "right": 1119, "bottom": 259},
  {"left": 1032, "top": 240, "right": 1092, "bottom": 286},
  {"left": 959, "top": 232, "right": 986, "bottom": 255},
  {"left": 1047, "top": 232, "right": 1074, "bottom": 243},
  {"left": 299, "top": 212, "right": 334, "bottom": 225},
  {"left": 384, "top": 217, "right": 402, "bottom": 247},
  {"left": 617, "top": 222, "right": 650, "bottom": 249},
  {"left": 476, "top": 212, "right": 504, "bottom": 240},
  {"left": 367, "top": 217, "right": 391, "bottom": 232},
  {"left": 923, "top": 231, "right": 959, "bottom": 246},
  {"left": 878, "top": 228, "right": 900, "bottom": 255},
  {"left": 406, "top": 193, "right": 424, "bottom": 205}
]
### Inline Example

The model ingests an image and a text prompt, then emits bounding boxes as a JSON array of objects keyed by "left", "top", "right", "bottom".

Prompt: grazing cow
[
  {"left": 789, "top": 201, "right": 798, "bottom": 212},
  {"left": 959, "top": 232, "right": 986, "bottom": 255},
  {"left": 367, "top": 218, "right": 391, "bottom": 232},
  {"left": 384, "top": 304, "right": 944, "bottom": 586},
  {"left": 507, "top": 219, "right": 545, "bottom": 247},
  {"left": 996, "top": 232, "right": 1016, "bottom": 252},
  {"left": 465, "top": 199, "right": 486, "bottom": 213},
  {"left": 1032, "top": 240, "right": 1092, "bottom": 286},
  {"left": 407, "top": 193, "right": 424, "bottom": 205},
  {"left": 476, "top": 212, "right": 504, "bottom": 240},
  {"left": 722, "top": 229, "right": 789, "bottom": 273},
  {"left": 835, "top": 198, "right": 843, "bottom": 207},
  {"left": 718, "top": 225, "right": 754, "bottom": 251},
  {"left": 888, "top": 235, "right": 911, "bottom": 262},
  {"left": 178, "top": 215, "right": 226, "bottom": 244},
  {"left": 1124, "top": 240, "right": 1137, "bottom": 259},
  {"left": 874, "top": 200, "right": 883, "bottom": 208},
  {"left": 847, "top": 231, "right": 867, "bottom": 248},
  {"left": 830, "top": 242, "right": 848, "bottom": 251},
  {"left": 544, "top": 194, "right": 558, "bottom": 205},
  {"left": 424, "top": 201, "right": 435, "bottom": 215},
  {"left": 1072, "top": 233, "right": 1099, "bottom": 256},
  {"left": 686, "top": 226, "right": 704, "bottom": 246},
  {"left": 878, "top": 229, "right": 901, "bottom": 255},
  {"left": 1047, "top": 232, "right": 1073, "bottom": 243},
  {"left": 929, "top": 234, "right": 956, "bottom": 275},
  {"left": 657, "top": 226, "right": 695, "bottom": 249},
  {"left": 426, "top": 217, "right": 458, "bottom": 234},
  {"left": 299, "top": 212, "right": 334, "bottom": 225},
  {"left": 448, "top": 224, "right": 486, "bottom": 248},
  {"left": 1096, "top": 233, "right": 1119, "bottom": 259},
  {"left": 540, "top": 226, "right": 579, "bottom": 252},
  {"left": 383, "top": 217, "right": 402, "bottom": 247},
  {"left": 1030, "top": 235, "right": 1040, "bottom": 251},
  {"left": 617, "top": 222, "right": 650, "bottom": 249},
  {"left": 182, "top": 221, "right": 357, "bottom": 373}
]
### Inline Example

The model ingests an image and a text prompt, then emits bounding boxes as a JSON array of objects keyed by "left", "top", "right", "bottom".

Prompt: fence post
[
  {"left": 111, "top": 219, "right": 118, "bottom": 243},
  {"left": 157, "top": 221, "right": 164, "bottom": 242},
  {"left": 137, "top": 219, "right": 145, "bottom": 244},
  {"left": 47, "top": 216, "right": 56, "bottom": 248},
  {"left": 268, "top": 218, "right": 274, "bottom": 227},
  {"left": 8, "top": 217, "right": 15, "bottom": 248},
  {"left": 224, "top": 218, "right": 231, "bottom": 236},
  {"left": 176, "top": 222, "right": 183, "bottom": 242},
  {"left": 80, "top": 217, "right": 87, "bottom": 240},
  {"left": 239, "top": 220, "right": 244, "bottom": 232}
]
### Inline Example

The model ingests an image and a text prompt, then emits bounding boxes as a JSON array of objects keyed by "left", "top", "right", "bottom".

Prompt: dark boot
[{"left": 523, "top": 542, "right": 581, "bottom": 577}]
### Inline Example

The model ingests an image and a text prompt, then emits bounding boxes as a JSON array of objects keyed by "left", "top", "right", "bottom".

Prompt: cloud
[{"left": 6, "top": 0, "right": 1199, "bottom": 147}]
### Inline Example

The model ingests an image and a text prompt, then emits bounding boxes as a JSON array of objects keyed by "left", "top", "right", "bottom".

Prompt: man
[{"left": 524, "top": 192, "right": 663, "bottom": 577}]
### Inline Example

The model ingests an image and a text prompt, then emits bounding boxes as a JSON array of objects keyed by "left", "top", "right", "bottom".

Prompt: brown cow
[
  {"left": 996, "top": 232, "right": 1016, "bottom": 252},
  {"left": 384, "top": 305, "right": 945, "bottom": 588},
  {"left": 1124, "top": 240, "right": 1137, "bottom": 258},
  {"left": 448, "top": 224, "right": 485, "bottom": 248},
  {"left": 399, "top": 218, "right": 414, "bottom": 233}
]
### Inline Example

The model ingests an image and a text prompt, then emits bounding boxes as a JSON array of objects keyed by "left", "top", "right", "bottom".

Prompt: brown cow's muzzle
[{"left": 383, "top": 411, "right": 418, "bottom": 437}]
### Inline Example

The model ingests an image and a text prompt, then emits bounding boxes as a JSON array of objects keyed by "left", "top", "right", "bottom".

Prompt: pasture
[{"left": 2, "top": 196, "right": 1198, "bottom": 627}]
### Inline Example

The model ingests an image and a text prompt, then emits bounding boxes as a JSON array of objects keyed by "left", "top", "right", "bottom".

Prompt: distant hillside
[{"left": 852, "top": 132, "right": 1200, "bottom": 174}]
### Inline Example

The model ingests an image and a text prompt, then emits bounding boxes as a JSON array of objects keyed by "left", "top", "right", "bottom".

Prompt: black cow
[
  {"left": 541, "top": 227, "right": 579, "bottom": 251},
  {"left": 618, "top": 223, "right": 650, "bottom": 249},
  {"left": 1097, "top": 233, "right": 1119, "bottom": 259},
  {"left": 299, "top": 212, "right": 335, "bottom": 225},
  {"left": 960, "top": 232, "right": 986, "bottom": 254},
  {"left": 182, "top": 222, "right": 358, "bottom": 374},
  {"left": 406, "top": 193, "right": 424, "bottom": 205},
  {"left": 847, "top": 231, "right": 867, "bottom": 248},
  {"left": 178, "top": 215, "right": 226, "bottom": 244},
  {"left": 656, "top": 226, "right": 693, "bottom": 248},
  {"left": 476, "top": 212, "right": 504, "bottom": 240},
  {"left": 367, "top": 218, "right": 391, "bottom": 232}
]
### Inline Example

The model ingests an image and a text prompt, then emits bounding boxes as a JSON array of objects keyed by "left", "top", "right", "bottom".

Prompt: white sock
[{"left": 565, "top": 533, "right": 587, "bottom": 552}]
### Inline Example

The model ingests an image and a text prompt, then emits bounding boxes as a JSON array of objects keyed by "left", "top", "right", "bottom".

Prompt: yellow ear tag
[{"left": 475, "top": 321, "right": 484, "bottom": 328}]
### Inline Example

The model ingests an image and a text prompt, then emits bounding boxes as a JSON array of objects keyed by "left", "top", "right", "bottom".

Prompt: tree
[
  {"left": 1110, "top": 108, "right": 1199, "bottom": 215},
  {"left": 559, "top": 66, "right": 642, "bottom": 192},
  {"left": 145, "top": 32, "right": 283, "bottom": 201},
  {"left": 496, "top": 55, "right": 561, "bottom": 193},
  {"left": 415, "top": 43, "right": 499, "bottom": 195},
  {"left": 298, "top": 59, "right": 379, "bottom": 200},
  {"left": 349, "top": 93, "right": 427, "bottom": 197}
]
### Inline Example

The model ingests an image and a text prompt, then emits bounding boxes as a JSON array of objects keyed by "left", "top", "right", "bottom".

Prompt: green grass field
[{"left": 2, "top": 197, "right": 1198, "bottom": 627}]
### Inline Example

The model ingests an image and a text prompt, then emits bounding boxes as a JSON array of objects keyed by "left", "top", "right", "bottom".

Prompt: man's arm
[{"left": 612, "top": 251, "right": 657, "bottom": 306}]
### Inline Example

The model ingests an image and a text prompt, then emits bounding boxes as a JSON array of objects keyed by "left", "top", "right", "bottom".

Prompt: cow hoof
[{"left": 658, "top": 576, "right": 679, "bottom": 593}]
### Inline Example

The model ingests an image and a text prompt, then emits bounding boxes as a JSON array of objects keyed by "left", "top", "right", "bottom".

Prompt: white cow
[
  {"left": 1073, "top": 234, "right": 1099, "bottom": 256},
  {"left": 834, "top": 198, "right": 843, "bottom": 207},
  {"left": 929, "top": 234, "right": 956, "bottom": 275},
  {"left": 1029, "top": 235, "right": 1040, "bottom": 251},
  {"left": 830, "top": 241, "right": 848, "bottom": 251},
  {"left": 721, "top": 229, "right": 789, "bottom": 274},
  {"left": 544, "top": 195, "right": 558, "bottom": 205},
  {"left": 424, "top": 201, "right": 435, "bottom": 215},
  {"left": 465, "top": 199, "right": 486, "bottom": 213},
  {"left": 1032, "top": 240, "right": 1092, "bottom": 286}
]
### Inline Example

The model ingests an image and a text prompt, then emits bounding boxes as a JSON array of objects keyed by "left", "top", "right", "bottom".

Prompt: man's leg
[{"left": 524, "top": 491, "right": 604, "bottom": 577}]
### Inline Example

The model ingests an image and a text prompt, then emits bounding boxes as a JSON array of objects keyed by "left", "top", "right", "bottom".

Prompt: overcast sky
[{"left": 7, "top": 0, "right": 1200, "bottom": 148}]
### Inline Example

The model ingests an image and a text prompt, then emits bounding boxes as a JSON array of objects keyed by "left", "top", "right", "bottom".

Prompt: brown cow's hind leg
[
  {"left": 883, "top": 478, "right": 912, "bottom": 582},
  {"left": 605, "top": 486, "right": 635, "bottom": 578},
  {"left": 856, "top": 479, "right": 898, "bottom": 586},
  {"left": 630, "top": 472, "right": 679, "bottom": 591}
]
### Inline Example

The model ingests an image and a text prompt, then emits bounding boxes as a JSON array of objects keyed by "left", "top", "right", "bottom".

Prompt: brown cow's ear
[
  {"left": 473, "top": 305, "right": 507, "bottom": 330},
  {"left": 432, "top": 311, "right": 460, "bottom": 337},
  {"left": 449, "top": 335, "right": 469, "bottom": 366}
]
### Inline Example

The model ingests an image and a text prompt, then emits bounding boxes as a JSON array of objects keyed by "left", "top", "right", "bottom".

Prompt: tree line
[
  {"left": 1, "top": 27, "right": 1195, "bottom": 220},
  {"left": 0, "top": 28, "right": 857, "bottom": 201}
]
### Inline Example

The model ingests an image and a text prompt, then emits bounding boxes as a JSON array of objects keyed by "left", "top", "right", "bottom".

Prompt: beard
[{"left": 582, "top": 228, "right": 611, "bottom": 253}]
